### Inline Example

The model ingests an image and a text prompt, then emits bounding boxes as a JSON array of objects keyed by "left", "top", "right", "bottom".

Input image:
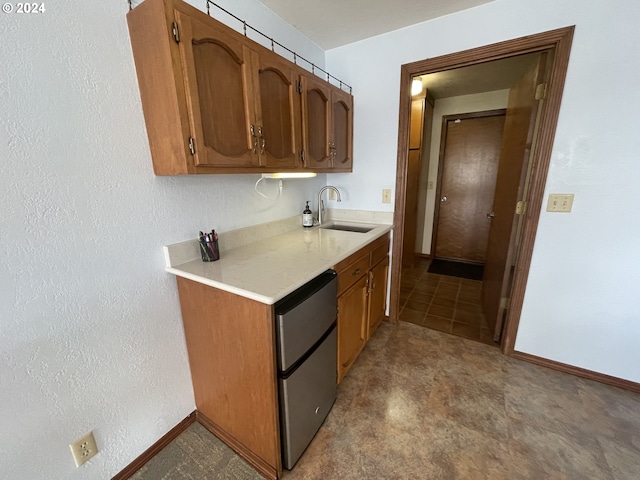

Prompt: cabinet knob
[{"left": 352, "top": 268, "right": 360, "bottom": 276}]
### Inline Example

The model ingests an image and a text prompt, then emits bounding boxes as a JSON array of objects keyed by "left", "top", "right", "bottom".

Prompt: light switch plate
[
  {"left": 382, "top": 189, "right": 392, "bottom": 204},
  {"left": 547, "top": 194, "right": 574, "bottom": 213}
]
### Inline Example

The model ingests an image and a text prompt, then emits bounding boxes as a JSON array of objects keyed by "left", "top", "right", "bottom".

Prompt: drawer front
[
  {"left": 370, "top": 234, "right": 390, "bottom": 267},
  {"left": 336, "top": 252, "right": 369, "bottom": 296}
]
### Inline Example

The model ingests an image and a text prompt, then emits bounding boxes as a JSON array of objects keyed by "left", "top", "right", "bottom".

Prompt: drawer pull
[{"left": 352, "top": 268, "right": 360, "bottom": 276}]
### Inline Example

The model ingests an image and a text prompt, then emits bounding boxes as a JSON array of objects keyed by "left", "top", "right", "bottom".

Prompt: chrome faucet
[{"left": 317, "top": 186, "right": 342, "bottom": 225}]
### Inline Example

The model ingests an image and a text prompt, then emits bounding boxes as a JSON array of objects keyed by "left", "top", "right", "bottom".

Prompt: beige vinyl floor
[{"left": 131, "top": 321, "right": 640, "bottom": 479}]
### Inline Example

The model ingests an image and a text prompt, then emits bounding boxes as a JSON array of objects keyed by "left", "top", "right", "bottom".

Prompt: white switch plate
[
  {"left": 546, "top": 194, "right": 574, "bottom": 213},
  {"left": 382, "top": 189, "right": 392, "bottom": 204},
  {"left": 328, "top": 189, "right": 336, "bottom": 200}
]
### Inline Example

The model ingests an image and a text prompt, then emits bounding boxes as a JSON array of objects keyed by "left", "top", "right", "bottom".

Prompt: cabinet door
[
  {"left": 337, "top": 275, "right": 368, "bottom": 383},
  {"left": 301, "top": 74, "right": 331, "bottom": 169},
  {"left": 367, "top": 256, "right": 389, "bottom": 340},
  {"left": 331, "top": 87, "right": 353, "bottom": 171},
  {"left": 254, "top": 53, "right": 301, "bottom": 169},
  {"left": 177, "top": 11, "right": 259, "bottom": 167}
]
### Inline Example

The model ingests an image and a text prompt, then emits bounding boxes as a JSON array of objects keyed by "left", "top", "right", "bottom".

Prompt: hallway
[{"left": 400, "top": 257, "right": 496, "bottom": 345}]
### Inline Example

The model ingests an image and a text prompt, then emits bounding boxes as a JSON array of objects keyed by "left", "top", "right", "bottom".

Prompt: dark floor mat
[{"left": 428, "top": 259, "right": 484, "bottom": 280}]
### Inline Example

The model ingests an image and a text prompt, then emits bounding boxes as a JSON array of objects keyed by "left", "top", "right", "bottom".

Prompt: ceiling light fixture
[{"left": 411, "top": 77, "right": 423, "bottom": 96}]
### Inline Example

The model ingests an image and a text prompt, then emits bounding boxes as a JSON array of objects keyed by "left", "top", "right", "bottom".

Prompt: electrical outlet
[
  {"left": 382, "top": 189, "right": 392, "bottom": 204},
  {"left": 328, "top": 189, "right": 336, "bottom": 200},
  {"left": 546, "top": 193, "right": 574, "bottom": 213},
  {"left": 69, "top": 431, "right": 98, "bottom": 467}
]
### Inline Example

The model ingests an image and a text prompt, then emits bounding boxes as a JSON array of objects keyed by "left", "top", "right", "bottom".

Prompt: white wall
[
  {"left": 326, "top": 0, "right": 640, "bottom": 382},
  {"left": 0, "top": 1, "right": 325, "bottom": 479},
  {"left": 419, "top": 90, "right": 509, "bottom": 254}
]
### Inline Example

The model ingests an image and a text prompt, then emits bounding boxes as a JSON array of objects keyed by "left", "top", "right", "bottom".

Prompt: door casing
[{"left": 390, "top": 26, "right": 574, "bottom": 355}]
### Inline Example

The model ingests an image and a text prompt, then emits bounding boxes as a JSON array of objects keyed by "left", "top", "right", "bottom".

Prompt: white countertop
[{"left": 164, "top": 222, "right": 392, "bottom": 305}]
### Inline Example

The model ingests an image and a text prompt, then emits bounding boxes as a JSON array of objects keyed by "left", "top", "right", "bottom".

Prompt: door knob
[
  {"left": 441, "top": 196, "right": 447, "bottom": 202},
  {"left": 486, "top": 212, "right": 495, "bottom": 219}
]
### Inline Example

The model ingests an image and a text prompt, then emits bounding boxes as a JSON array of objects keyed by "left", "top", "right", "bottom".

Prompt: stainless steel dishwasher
[{"left": 274, "top": 269, "right": 337, "bottom": 470}]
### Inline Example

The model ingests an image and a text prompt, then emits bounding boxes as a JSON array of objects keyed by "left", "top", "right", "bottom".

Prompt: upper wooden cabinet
[
  {"left": 178, "top": 10, "right": 259, "bottom": 168},
  {"left": 409, "top": 98, "right": 425, "bottom": 150},
  {"left": 331, "top": 87, "right": 354, "bottom": 171},
  {"left": 300, "top": 74, "right": 330, "bottom": 170},
  {"left": 301, "top": 74, "right": 353, "bottom": 172},
  {"left": 127, "top": 0, "right": 352, "bottom": 175},
  {"left": 255, "top": 54, "right": 301, "bottom": 170}
]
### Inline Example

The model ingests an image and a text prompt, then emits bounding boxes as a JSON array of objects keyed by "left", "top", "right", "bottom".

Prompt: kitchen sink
[{"left": 320, "top": 223, "right": 376, "bottom": 233}]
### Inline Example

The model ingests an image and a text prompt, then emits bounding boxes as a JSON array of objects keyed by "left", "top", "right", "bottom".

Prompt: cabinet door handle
[
  {"left": 250, "top": 125, "right": 258, "bottom": 154},
  {"left": 258, "top": 126, "right": 266, "bottom": 155},
  {"left": 352, "top": 268, "right": 360, "bottom": 276}
]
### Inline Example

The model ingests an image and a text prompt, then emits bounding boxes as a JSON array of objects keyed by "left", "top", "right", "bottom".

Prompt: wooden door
[
  {"left": 255, "top": 52, "right": 301, "bottom": 169},
  {"left": 403, "top": 98, "right": 426, "bottom": 268},
  {"left": 434, "top": 113, "right": 505, "bottom": 262},
  {"left": 301, "top": 74, "right": 331, "bottom": 169},
  {"left": 367, "top": 256, "right": 389, "bottom": 339},
  {"left": 330, "top": 87, "right": 353, "bottom": 171},
  {"left": 482, "top": 53, "right": 546, "bottom": 341},
  {"left": 337, "top": 275, "right": 368, "bottom": 383},
  {"left": 402, "top": 150, "right": 422, "bottom": 267},
  {"left": 177, "top": 11, "right": 258, "bottom": 167}
]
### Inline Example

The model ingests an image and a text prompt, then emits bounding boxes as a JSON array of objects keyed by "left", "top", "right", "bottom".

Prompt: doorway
[{"left": 390, "top": 27, "right": 574, "bottom": 355}]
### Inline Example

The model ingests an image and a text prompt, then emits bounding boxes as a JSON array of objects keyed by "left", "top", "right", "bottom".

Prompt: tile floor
[{"left": 400, "top": 257, "right": 496, "bottom": 345}]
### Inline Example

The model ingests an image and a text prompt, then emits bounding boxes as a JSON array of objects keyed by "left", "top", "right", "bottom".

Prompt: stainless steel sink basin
[{"left": 320, "top": 223, "right": 375, "bottom": 233}]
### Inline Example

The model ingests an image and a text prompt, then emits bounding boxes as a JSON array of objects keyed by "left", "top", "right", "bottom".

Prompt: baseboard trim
[
  {"left": 112, "top": 411, "right": 197, "bottom": 480},
  {"left": 512, "top": 351, "right": 640, "bottom": 393},
  {"left": 196, "top": 411, "right": 278, "bottom": 480}
]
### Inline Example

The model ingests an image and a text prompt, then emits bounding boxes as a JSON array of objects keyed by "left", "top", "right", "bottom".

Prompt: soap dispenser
[{"left": 302, "top": 201, "right": 313, "bottom": 228}]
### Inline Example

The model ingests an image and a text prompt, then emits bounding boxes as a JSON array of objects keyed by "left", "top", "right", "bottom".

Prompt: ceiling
[
  {"left": 420, "top": 53, "right": 541, "bottom": 99},
  {"left": 258, "top": 0, "right": 496, "bottom": 50},
  {"left": 257, "top": 0, "right": 537, "bottom": 99}
]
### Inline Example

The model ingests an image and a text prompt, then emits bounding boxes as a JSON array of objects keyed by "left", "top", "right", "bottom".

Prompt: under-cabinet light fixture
[
  {"left": 261, "top": 172, "right": 317, "bottom": 179},
  {"left": 411, "top": 77, "right": 423, "bottom": 96}
]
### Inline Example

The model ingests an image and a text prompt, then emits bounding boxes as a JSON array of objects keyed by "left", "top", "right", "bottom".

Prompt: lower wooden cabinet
[
  {"left": 335, "top": 233, "right": 390, "bottom": 383},
  {"left": 175, "top": 277, "right": 281, "bottom": 480},
  {"left": 172, "top": 232, "right": 390, "bottom": 478},
  {"left": 337, "top": 275, "right": 368, "bottom": 383},
  {"left": 367, "top": 255, "right": 390, "bottom": 339}
]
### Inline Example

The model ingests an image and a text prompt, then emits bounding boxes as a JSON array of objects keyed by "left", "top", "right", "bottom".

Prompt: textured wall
[
  {"left": 326, "top": 0, "right": 640, "bottom": 381},
  {"left": 0, "top": 1, "right": 325, "bottom": 478}
]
